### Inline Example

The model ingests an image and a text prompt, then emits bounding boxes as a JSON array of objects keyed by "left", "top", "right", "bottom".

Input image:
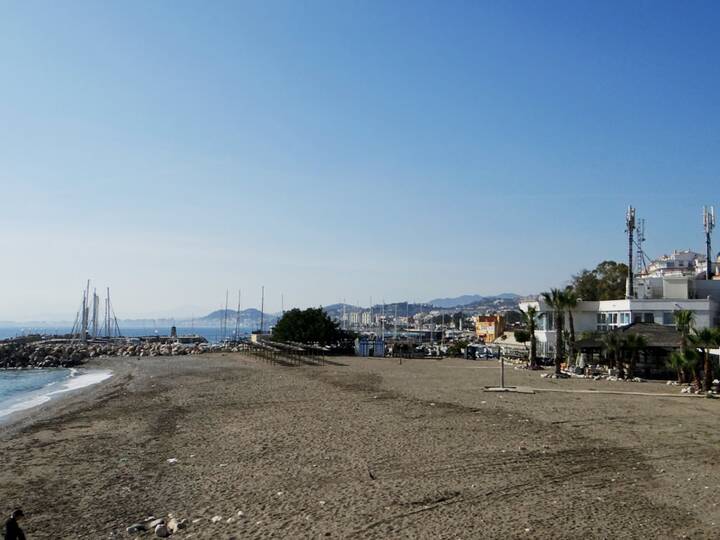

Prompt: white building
[{"left": 521, "top": 255, "right": 720, "bottom": 359}]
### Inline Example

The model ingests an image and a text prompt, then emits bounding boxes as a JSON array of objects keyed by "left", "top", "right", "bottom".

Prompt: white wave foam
[{"left": 0, "top": 369, "right": 113, "bottom": 419}]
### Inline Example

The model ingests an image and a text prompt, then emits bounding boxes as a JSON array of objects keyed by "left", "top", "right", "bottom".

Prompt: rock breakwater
[{"left": 0, "top": 339, "right": 221, "bottom": 369}]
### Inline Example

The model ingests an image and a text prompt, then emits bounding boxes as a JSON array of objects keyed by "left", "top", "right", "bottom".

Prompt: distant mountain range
[
  {"left": 427, "top": 294, "right": 520, "bottom": 309},
  {"left": 2, "top": 295, "right": 523, "bottom": 327}
]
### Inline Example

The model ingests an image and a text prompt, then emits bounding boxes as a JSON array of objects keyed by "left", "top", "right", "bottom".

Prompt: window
[
  {"left": 643, "top": 313, "right": 654, "bottom": 323},
  {"left": 662, "top": 312, "right": 674, "bottom": 325}
]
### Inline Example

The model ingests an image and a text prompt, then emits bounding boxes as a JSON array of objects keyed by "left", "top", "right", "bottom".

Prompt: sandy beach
[{"left": 1, "top": 354, "right": 719, "bottom": 539}]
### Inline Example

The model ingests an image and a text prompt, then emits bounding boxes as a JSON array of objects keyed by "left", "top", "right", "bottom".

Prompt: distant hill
[
  {"left": 201, "top": 308, "right": 264, "bottom": 321},
  {"left": 428, "top": 294, "right": 520, "bottom": 309}
]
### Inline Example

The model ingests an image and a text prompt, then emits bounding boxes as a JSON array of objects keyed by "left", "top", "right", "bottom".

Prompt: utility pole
[
  {"left": 394, "top": 304, "right": 398, "bottom": 339},
  {"left": 440, "top": 311, "right": 445, "bottom": 346},
  {"left": 381, "top": 300, "right": 385, "bottom": 341}
]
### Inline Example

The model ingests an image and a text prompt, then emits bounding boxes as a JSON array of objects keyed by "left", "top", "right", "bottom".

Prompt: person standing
[{"left": 3, "top": 509, "right": 26, "bottom": 540}]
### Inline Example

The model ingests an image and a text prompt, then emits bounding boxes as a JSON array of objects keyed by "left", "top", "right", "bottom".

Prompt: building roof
[
  {"left": 576, "top": 322, "right": 683, "bottom": 350},
  {"left": 492, "top": 331, "right": 526, "bottom": 348}
]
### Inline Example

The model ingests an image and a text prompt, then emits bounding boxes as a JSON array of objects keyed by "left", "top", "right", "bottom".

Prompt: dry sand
[{"left": 1, "top": 354, "right": 719, "bottom": 539}]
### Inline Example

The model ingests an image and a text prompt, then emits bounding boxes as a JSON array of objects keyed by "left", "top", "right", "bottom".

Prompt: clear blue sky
[{"left": 1, "top": 0, "right": 719, "bottom": 320}]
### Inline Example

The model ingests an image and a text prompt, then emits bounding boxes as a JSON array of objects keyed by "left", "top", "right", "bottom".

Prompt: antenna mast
[
  {"left": 704, "top": 206, "right": 716, "bottom": 279},
  {"left": 625, "top": 206, "right": 636, "bottom": 298},
  {"left": 635, "top": 218, "right": 646, "bottom": 275}
]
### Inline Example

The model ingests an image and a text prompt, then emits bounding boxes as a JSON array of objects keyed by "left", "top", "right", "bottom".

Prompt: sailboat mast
[
  {"left": 260, "top": 286, "right": 265, "bottom": 333},
  {"left": 223, "top": 289, "right": 229, "bottom": 342},
  {"left": 91, "top": 289, "right": 99, "bottom": 338},
  {"left": 105, "top": 288, "right": 110, "bottom": 338},
  {"left": 81, "top": 280, "right": 90, "bottom": 342},
  {"left": 235, "top": 289, "right": 241, "bottom": 340}
]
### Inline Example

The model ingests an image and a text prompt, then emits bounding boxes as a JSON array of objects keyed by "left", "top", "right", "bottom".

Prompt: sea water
[
  {"left": 0, "top": 368, "right": 112, "bottom": 419},
  {"left": 0, "top": 326, "right": 244, "bottom": 343}
]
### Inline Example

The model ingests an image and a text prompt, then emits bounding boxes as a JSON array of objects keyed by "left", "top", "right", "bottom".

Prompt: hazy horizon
[{"left": 2, "top": 1, "right": 719, "bottom": 320}]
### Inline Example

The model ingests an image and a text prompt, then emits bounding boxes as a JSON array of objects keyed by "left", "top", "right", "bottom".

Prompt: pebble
[
  {"left": 211, "top": 516, "right": 223, "bottom": 523},
  {"left": 126, "top": 523, "right": 146, "bottom": 534},
  {"left": 154, "top": 524, "right": 170, "bottom": 538}
]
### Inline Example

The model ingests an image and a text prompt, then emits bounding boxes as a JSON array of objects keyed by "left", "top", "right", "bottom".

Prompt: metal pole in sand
[{"left": 500, "top": 350, "right": 505, "bottom": 389}]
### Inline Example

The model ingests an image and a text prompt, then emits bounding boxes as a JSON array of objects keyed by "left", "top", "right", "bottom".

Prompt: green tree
[
  {"left": 571, "top": 261, "right": 629, "bottom": 301},
  {"left": 446, "top": 340, "right": 468, "bottom": 357},
  {"left": 541, "top": 288, "right": 565, "bottom": 375},
  {"left": 602, "top": 331, "right": 622, "bottom": 375},
  {"left": 272, "top": 308, "right": 345, "bottom": 345},
  {"left": 690, "top": 328, "right": 717, "bottom": 392},
  {"left": 520, "top": 305, "right": 538, "bottom": 369},
  {"left": 667, "top": 351, "right": 689, "bottom": 384},
  {"left": 514, "top": 329, "right": 531, "bottom": 349},
  {"left": 674, "top": 310, "right": 695, "bottom": 350},
  {"left": 622, "top": 334, "right": 647, "bottom": 379}
]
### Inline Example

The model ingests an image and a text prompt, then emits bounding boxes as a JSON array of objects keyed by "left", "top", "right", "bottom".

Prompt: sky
[{"left": 1, "top": 0, "right": 719, "bottom": 320}]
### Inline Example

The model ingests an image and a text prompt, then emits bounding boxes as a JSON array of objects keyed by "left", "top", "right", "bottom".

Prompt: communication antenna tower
[
  {"left": 703, "top": 206, "right": 716, "bottom": 279},
  {"left": 625, "top": 206, "right": 636, "bottom": 298},
  {"left": 635, "top": 218, "right": 646, "bottom": 275}
]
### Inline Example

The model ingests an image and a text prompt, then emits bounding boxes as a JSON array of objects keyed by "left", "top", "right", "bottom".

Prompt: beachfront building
[
  {"left": 474, "top": 315, "right": 505, "bottom": 343},
  {"left": 521, "top": 251, "right": 720, "bottom": 360}
]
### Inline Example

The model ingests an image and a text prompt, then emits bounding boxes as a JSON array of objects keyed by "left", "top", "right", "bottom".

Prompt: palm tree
[
  {"left": 541, "top": 289, "right": 565, "bottom": 375},
  {"left": 563, "top": 288, "right": 579, "bottom": 367},
  {"left": 623, "top": 334, "right": 647, "bottom": 379},
  {"left": 667, "top": 351, "right": 686, "bottom": 384},
  {"left": 690, "top": 328, "right": 716, "bottom": 392},
  {"left": 521, "top": 305, "right": 538, "bottom": 369},
  {"left": 602, "top": 331, "right": 622, "bottom": 375},
  {"left": 684, "top": 348, "right": 702, "bottom": 388},
  {"left": 674, "top": 310, "right": 695, "bottom": 350}
]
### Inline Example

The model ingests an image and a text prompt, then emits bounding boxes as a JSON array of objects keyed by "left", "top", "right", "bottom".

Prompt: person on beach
[{"left": 3, "top": 509, "right": 26, "bottom": 540}]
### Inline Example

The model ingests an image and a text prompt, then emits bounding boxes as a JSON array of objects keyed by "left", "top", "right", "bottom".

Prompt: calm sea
[{"left": 0, "top": 326, "right": 248, "bottom": 343}]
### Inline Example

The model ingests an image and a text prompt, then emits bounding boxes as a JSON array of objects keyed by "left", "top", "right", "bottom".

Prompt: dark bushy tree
[
  {"left": 571, "top": 261, "right": 628, "bottom": 301},
  {"left": 272, "top": 308, "right": 345, "bottom": 345}
]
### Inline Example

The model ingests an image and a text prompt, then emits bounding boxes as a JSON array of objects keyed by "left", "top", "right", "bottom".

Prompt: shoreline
[
  {"left": 0, "top": 358, "right": 130, "bottom": 437},
  {"left": 0, "top": 367, "right": 113, "bottom": 423}
]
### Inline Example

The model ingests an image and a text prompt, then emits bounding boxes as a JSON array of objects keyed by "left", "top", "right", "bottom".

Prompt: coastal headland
[{"left": 1, "top": 354, "right": 719, "bottom": 538}]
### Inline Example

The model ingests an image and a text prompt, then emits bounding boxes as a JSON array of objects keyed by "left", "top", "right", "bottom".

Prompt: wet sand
[{"left": 1, "top": 354, "right": 719, "bottom": 539}]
